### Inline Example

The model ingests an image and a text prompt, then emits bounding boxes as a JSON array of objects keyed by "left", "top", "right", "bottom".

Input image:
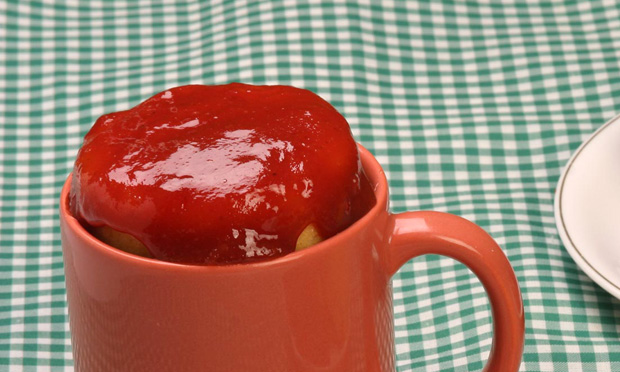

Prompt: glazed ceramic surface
[
  {"left": 60, "top": 145, "right": 524, "bottom": 372},
  {"left": 555, "top": 114, "right": 620, "bottom": 300}
]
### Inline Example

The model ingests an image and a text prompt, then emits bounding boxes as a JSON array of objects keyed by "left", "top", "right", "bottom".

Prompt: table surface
[{"left": 2, "top": 0, "right": 620, "bottom": 371}]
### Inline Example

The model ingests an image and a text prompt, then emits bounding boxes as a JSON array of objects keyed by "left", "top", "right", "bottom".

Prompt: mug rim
[{"left": 60, "top": 144, "right": 389, "bottom": 272}]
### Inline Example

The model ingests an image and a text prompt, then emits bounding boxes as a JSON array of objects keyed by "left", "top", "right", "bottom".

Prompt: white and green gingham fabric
[{"left": 2, "top": 0, "right": 620, "bottom": 371}]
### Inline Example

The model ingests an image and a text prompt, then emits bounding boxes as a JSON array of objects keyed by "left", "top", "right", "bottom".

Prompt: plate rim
[{"left": 554, "top": 113, "right": 620, "bottom": 299}]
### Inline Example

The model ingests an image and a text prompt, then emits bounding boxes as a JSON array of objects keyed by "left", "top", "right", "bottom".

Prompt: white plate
[{"left": 555, "top": 114, "right": 620, "bottom": 299}]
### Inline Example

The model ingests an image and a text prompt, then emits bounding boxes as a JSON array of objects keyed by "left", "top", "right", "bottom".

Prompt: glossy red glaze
[
  {"left": 60, "top": 146, "right": 525, "bottom": 372},
  {"left": 70, "top": 84, "right": 375, "bottom": 264}
]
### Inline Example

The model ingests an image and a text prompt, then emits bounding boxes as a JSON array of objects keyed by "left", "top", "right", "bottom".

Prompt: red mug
[{"left": 60, "top": 145, "right": 525, "bottom": 372}]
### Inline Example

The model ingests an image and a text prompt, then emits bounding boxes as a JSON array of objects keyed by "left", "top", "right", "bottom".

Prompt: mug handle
[{"left": 386, "top": 211, "right": 525, "bottom": 372}]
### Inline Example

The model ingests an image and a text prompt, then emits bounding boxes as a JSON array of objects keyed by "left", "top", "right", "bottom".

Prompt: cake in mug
[{"left": 69, "top": 83, "right": 376, "bottom": 265}]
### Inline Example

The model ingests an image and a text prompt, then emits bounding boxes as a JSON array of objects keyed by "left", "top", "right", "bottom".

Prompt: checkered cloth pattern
[{"left": 2, "top": 0, "right": 620, "bottom": 371}]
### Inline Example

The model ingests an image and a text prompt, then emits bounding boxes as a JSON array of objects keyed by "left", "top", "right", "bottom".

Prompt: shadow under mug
[{"left": 60, "top": 145, "right": 525, "bottom": 372}]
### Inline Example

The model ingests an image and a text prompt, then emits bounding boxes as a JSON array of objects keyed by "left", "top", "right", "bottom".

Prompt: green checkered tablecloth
[{"left": 2, "top": 0, "right": 620, "bottom": 371}]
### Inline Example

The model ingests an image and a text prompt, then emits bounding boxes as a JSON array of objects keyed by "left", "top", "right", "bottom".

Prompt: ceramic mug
[{"left": 60, "top": 145, "right": 525, "bottom": 372}]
